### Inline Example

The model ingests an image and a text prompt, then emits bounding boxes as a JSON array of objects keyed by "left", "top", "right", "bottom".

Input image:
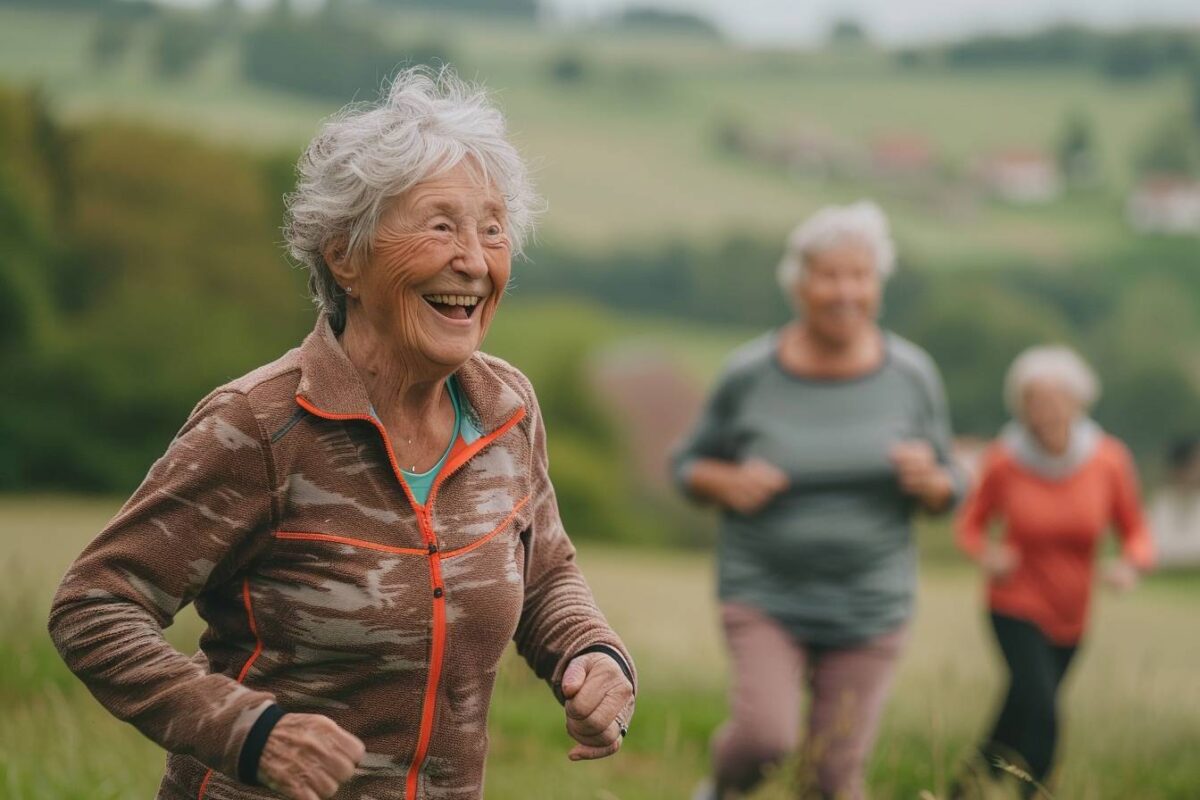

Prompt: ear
[{"left": 323, "top": 236, "right": 359, "bottom": 288}]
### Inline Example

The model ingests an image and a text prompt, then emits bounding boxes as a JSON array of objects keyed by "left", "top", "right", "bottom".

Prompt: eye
[{"left": 433, "top": 222, "right": 452, "bottom": 232}]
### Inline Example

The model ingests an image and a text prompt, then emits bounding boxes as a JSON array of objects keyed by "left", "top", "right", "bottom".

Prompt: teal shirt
[
  {"left": 673, "top": 330, "right": 964, "bottom": 646},
  {"left": 374, "top": 376, "right": 482, "bottom": 506}
]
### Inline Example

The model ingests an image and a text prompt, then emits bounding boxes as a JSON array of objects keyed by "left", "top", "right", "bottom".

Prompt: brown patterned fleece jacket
[{"left": 48, "top": 316, "right": 636, "bottom": 800}]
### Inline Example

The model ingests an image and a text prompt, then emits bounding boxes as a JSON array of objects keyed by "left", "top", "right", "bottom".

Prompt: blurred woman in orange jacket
[{"left": 954, "top": 345, "right": 1153, "bottom": 797}]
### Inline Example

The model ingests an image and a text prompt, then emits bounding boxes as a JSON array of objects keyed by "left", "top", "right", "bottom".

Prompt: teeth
[{"left": 425, "top": 294, "right": 480, "bottom": 307}]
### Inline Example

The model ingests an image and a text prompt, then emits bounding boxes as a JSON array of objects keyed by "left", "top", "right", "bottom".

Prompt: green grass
[
  {"left": 0, "top": 7, "right": 1188, "bottom": 265},
  {"left": 3, "top": 496, "right": 1199, "bottom": 798}
]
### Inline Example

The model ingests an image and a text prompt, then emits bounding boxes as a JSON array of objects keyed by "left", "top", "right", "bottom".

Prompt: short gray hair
[
  {"left": 284, "top": 66, "right": 541, "bottom": 331},
  {"left": 776, "top": 200, "right": 896, "bottom": 293},
  {"left": 1004, "top": 345, "right": 1100, "bottom": 416}
]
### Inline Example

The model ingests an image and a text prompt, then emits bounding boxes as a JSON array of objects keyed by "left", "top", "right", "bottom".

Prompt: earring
[{"left": 344, "top": 286, "right": 353, "bottom": 294}]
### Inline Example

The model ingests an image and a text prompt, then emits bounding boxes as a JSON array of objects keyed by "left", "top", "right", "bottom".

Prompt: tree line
[{"left": 2, "top": 86, "right": 1197, "bottom": 503}]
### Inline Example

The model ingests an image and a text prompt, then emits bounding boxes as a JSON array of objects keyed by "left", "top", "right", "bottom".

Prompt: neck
[
  {"left": 787, "top": 322, "right": 881, "bottom": 371},
  {"left": 1032, "top": 430, "right": 1070, "bottom": 457},
  {"left": 339, "top": 312, "right": 452, "bottom": 421}
]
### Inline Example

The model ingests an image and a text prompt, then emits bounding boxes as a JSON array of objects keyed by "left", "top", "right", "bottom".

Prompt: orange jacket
[{"left": 956, "top": 435, "right": 1153, "bottom": 645}]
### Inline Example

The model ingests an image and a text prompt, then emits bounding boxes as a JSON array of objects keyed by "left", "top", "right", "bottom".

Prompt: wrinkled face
[
  {"left": 793, "top": 240, "right": 881, "bottom": 346},
  {"left": 1021, "top": 377, "right": 1082, "bottom": 455},
  {"left": 356, "top": 161, "right": 511, "bottom": 369}
]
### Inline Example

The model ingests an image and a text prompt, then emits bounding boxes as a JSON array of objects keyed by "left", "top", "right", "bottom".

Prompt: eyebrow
[{"left": 416, "top": 197, "right": 505, "bottom": 219}]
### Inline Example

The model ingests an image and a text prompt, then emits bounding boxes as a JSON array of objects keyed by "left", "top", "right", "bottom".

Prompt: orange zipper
[{"left": 295, "top": 394, "right": 525, "bottom": 800}]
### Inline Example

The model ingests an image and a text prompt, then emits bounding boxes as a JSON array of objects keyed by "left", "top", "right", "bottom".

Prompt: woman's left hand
[
  {"left": 560, "top": 652, "right": 634, "bottom": 761},
  {"left": 890, "top": 440, "right": 953, "bottom": 510}
]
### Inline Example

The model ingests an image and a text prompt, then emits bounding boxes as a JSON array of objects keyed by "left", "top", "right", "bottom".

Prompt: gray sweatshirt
[{"left": 674, "top": 330, "right": 963, "bottom": 647}]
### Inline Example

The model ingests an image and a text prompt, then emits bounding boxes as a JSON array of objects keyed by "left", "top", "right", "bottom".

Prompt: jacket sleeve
[
  {"left": 510, "top": 376, "right": 637, "bottom": 702},
  {"left": 1109, "top": 441, "right": 1155, "bottom": 569},
  {"left": 47, "top": 390, "right": 279, "bottom": 780},
  {"left": 956, "top": 446, "right": 1004, "bottom": 560}
]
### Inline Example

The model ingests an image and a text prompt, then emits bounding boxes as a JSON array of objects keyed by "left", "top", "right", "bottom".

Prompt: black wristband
[
  {"left": 238, "top": 704, "right": 286, "bottom": 785},
  {"left": 573, "top": 644, "right": 635, "bottom": 691}
]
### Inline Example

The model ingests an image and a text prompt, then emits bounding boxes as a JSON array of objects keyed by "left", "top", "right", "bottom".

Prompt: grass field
[
  {"left": 0, "top": 7, "right": 1188, "bottom": 265},
  {"left": 3, "top": 496, "right": 1199, "bottom": 799}
]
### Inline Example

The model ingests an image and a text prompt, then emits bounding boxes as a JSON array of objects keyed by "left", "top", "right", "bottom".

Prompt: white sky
[
  {"left": 547, "top": 0, "right": 1200, "bottom": 45},
  {"left": 158, "top": 0, "right": 1200, "bottom": 46}
]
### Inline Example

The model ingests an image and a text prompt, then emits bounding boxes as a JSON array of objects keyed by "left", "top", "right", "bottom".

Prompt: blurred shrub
[{"left": 0, "top": 88, "right": 311, "bottom": 490}]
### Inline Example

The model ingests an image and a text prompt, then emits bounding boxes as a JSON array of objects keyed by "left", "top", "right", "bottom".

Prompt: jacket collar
[{"left": 295, "top": 315, "right": 524, "bottom": 435}]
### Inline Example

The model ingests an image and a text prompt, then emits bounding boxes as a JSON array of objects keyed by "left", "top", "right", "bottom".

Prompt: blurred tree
[
  {"left": 371, "top": 0, "right": 537, "bottom": 18},
  {"left": 901, "top": 280, "right": 1073, "bottom": 437},
  {"left": 242, "top": 16, "right": 450, "bottom": 100},
  {"left": 828, "top": 18, "right": 869, "bottom": 47},
  {"left": 547, "top": 52, "right": 587, "bottom": 85},
  {"left": 610, "top": 7, "right": 723, "bottom": 40},
  {"left": 1057, "top": 109, "right": 1099, "bottom": 186},
  {"left": 1190, "top": 63, "right": 1200, "bottom": 132},
  {"left": 1101, "top": 32, "right": 1165, "bottom": 80}
]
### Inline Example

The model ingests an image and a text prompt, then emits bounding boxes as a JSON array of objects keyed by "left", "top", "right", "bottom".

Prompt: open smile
[{"left": 423, "top": 293, "right": 483, "bottom": 322}]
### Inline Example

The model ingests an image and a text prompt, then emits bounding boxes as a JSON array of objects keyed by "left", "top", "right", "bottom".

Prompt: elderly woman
[
  {"left": 953, "top": 346, "right": 1153, "bottom": 798},
  {"left": 675, "top": 201, "right": 963, "bottom": 800},
  {"left": 48, "top": 68, "right": 635, "bottom": 800}
]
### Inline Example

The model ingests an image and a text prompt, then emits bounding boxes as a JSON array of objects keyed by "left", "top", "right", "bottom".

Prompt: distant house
[
  {"left": 976, "top": 149, "right": 1062, "bottom": 204},
  {"left": 869, "top": 134, "right": 936, "bottom": 180},
  {"left": 771, "top": 129, "right": 864, "bottom": 179},
  {"left": 1127, "top": 175, "right": 1200, "bottom": 234}
]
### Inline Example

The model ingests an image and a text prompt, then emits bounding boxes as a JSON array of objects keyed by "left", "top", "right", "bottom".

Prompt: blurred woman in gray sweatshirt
[{"left": 676, "top": 201, "right": 963, "bottom": 800}]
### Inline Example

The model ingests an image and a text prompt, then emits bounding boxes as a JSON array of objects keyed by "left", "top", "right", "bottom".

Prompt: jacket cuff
[
  {"left": 237, "top": 703, "right": 286, "bottom": 785},
  {"left": 571, "top": 644, "right": 635, "bottom": 693}
]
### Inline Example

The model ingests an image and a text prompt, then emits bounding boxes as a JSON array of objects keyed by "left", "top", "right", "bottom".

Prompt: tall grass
[{"left": 2, "top": 497, "right": 1198, "bottom": 798}]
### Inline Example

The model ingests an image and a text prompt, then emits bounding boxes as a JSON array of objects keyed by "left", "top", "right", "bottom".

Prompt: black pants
[{"left": 980, "top": 613, "right": 1078, "bottom": 794}]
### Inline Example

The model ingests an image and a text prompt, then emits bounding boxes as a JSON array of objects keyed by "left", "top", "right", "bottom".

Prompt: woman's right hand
[
  {"left": 721, "top": 458, "right": 790, "bottom": 515},
  {"left": 979, "top": 542, "right": 1019, "bottom": 580},
  {"left": 257, "top": 713, "right": 366, "bottom": 800}
]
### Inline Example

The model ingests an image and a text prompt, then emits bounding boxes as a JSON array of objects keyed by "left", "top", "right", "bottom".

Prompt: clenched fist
[
  {"left": 979, "top": 541, "right": 1019, "bottom": 580},
  {"left": 561, "top": 652, "right": 635, "bottom": 762},
  {"left": 889, "top": 440, "right": 953, "bottom": 511},
  {"left": 258, "top": 713, "right": 366, "bottom": 800},
  {"left": 721, "top": 458, "right": 790, "bottom": 515}
]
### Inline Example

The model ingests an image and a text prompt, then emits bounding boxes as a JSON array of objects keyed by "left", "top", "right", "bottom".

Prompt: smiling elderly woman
[
  {"left": 48, "top": 68, "right": 635, "bottom": 800},
  {"left": 675, "top": 201, "right": 964, "bottom": 800}
]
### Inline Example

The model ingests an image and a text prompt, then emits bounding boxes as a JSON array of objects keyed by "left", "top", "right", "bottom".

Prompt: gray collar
[{"left": 1001, "top": 418, "right": 1102, "bottom": 480}]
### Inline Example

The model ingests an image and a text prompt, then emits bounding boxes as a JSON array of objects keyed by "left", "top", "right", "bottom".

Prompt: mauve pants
[{"left": 712, "top": 603, "right": 907, "bottom": 800}]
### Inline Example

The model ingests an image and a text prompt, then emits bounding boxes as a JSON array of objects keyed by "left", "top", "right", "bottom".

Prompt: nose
[{"left": 452, "top": 226, "right": 488, "bottom": 280}]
